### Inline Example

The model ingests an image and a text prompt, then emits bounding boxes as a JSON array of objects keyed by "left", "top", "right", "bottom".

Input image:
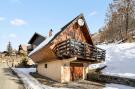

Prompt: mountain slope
[{"left": 90, "top": 43, "right": 135, "bottom": 79}]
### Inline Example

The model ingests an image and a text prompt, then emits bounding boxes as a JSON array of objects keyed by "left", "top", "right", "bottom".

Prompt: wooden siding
[
  {"left": 30, "top": 45, "right": 57, "bottom": 63},
  {"left": 50, "top": 21, "right": 87, "bottom": 49}
]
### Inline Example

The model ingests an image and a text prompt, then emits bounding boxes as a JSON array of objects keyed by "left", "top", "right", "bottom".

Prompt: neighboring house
[
  {"left": 28, "top": 32, "right": 46, "bottom": 53},
  {"left": 0, "top": 52, "right": 6, "bottom": 63},
  {"left": 18, "top": 44, "right": 28, "bottom": 55},
  {"left": 29, "top": 14, "right": 105, "bottom": 83},
  {"left": 1, "top": 51, "right": 8, "bottom": 56},
  {"left": 18, "top": 44, "right": 35, "bottom": 66},
  {"left": 0, "top": 52, "right": 3, "bottom": 59}
]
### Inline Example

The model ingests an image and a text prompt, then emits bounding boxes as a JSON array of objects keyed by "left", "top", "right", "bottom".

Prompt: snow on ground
[
  {"left": 13, "top": 67, "right": 135, "bottom": 89},
  {"left": 90, "top": 42, "right": 135, "bottom": 79},
  {"left": 13, "top": 68, "right": 44, "bottom": 89},
  {"left": 13, "top": 68, "right": 68, "bottom": 89},
  {"left": 103, "top": 83, "right": 135, "bottom": 89},
  {"left": 28, "top": 30, "right": 59, "bottom": 56}
]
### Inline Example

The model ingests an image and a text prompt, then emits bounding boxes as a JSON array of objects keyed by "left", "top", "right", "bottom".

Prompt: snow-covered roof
[{"left": 28, "top": 30, "right": 59, "bottom": 56}]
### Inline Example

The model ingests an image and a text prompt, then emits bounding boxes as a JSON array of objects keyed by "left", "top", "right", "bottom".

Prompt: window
[{"left": 45, "top": 64, "right": 47, "bottom": 68}]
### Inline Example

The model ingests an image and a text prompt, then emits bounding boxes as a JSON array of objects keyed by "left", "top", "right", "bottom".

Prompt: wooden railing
[{"left": 53, "top": 39, "right": 105, "bottom": 61}]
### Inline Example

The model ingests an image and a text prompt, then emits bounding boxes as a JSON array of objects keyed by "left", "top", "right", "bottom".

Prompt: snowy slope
[{"left": 90, "top": 43, "right": 135, "bottom": 79}]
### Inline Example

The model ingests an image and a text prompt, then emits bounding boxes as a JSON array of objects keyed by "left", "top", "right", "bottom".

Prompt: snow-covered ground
[
  {"left": 13, "top": 67, "right": 135, "bottom": 89},
  {"left": 13, "top": 68, "right": 68, "bottom": 89},
  {"left": 104, "top": 83, "right": 135, "bottom": 89},
  {"left": 13, "top": 68, "right": 44, "bottom": 89},
  {"left": 90, "top": 43, "right": 135, "bottom": 79}
]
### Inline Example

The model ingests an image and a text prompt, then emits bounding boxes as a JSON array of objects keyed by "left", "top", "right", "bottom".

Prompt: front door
[{"left": 70, "top": 63, "right": 83, "bottom": 81}]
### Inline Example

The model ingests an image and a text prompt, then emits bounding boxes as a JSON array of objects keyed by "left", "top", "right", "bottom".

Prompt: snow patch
[
  {"left": 89, "top": 43, "right": 135, "bottom": 79},
  {"left": 13, "top": 68, "right": 69, "bottom": 89},
  {"left": 104, "top": 84, "right": 135, "bottom": 89}
]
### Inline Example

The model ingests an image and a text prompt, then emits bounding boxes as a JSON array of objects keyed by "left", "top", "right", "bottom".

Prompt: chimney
[{"left": 49, "top": 29, "right": 53, "bottom": 37}]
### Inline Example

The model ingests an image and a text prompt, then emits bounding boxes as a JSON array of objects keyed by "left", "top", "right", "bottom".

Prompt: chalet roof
[
  {"left": 29, "top": 13, "right": 94, "bottom": 57},
  {"left": 28, "top": 32, "right": 46, "bottom": 44}
]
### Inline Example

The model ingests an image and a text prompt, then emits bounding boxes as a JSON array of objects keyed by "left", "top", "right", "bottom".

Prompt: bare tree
[{"left": 99, "top": 0, "right": 135, "bottom": 43}]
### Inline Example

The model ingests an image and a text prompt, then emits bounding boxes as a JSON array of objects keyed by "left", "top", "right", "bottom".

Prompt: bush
[{"left": 16, "top": 57, "right": 29, "bottom": 68}]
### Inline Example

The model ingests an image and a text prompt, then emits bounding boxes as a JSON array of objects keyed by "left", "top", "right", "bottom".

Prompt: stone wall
[{"left": 87, "top": 73, "right": 135, "bottom": 87}]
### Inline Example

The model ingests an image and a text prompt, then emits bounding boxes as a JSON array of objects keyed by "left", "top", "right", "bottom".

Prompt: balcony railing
[{"left": 53, "top": 39, "right": 105, "bottom": 62}]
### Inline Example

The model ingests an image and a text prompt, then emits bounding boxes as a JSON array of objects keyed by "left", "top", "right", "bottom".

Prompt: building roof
[
  {"left": 28, "top": 32, "right": 46, "bottom": 44},
  {"left": 29, "top": 13, "right": 94, "bottom": 57}
]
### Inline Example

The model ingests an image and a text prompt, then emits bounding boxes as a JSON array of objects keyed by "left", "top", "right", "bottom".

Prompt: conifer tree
[{"left": 7, "top": 41, "right": 13, "bottom": 55}]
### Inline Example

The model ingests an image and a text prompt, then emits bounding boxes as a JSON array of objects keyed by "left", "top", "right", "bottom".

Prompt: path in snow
[{"left": 13, "top": 68, "right": 68, "bottom": 89}]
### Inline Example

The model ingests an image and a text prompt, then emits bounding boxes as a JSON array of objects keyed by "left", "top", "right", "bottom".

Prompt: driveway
[
  {"left": 0, "top": 62, "right": 24, "bottom": 89},
  {"left": 31, "top": 72, "right": 105, "bottom": 89}
]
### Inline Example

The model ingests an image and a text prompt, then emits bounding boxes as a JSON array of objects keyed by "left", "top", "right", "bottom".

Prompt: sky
[{"left": 0, "top": 0, "right": 112, "bottom": 51}]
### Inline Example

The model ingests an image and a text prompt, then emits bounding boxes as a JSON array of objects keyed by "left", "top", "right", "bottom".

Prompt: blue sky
[{"left": 0, "top": 0, "right": 112, "bottom": 51}]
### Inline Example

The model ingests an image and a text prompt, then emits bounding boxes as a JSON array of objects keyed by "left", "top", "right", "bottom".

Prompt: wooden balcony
[{"left": 53, "top": 39, "right": 105, "bottom": 62}]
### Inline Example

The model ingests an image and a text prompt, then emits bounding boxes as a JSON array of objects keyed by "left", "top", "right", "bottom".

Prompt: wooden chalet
[
  {"left": 28, "top": 32, "right": 46, "bottom": 52},
  {"left": 29, "top": 14, "right": 105, "bottom": 83}
]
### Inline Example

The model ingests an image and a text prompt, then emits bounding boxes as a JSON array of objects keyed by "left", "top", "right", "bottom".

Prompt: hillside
[{"left": 90, "top": 42, "right": 135, "bottom": 79}]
